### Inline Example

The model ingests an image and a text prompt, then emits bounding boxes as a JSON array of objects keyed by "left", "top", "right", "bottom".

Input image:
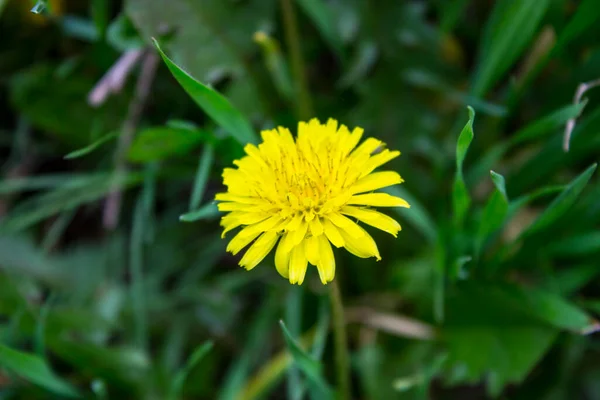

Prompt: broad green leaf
[
  {"left": 296, "top": 0, "right": 345, "bottom": 62},
  {"left": 64, "top": 132, "right": 117, "bottom": 159},
  {"left": 128, "top": 126, "right": 208, "bottom": 162},
  {"left": 444, "top": 280, "right": 595, "bottom": 394},
  {"left": 472, "top": 0, "right": 551, "bottom": 96},
  {"left": 0, "top": 343, "right": 80, "bottom": 397},
  {"left": 476, "top": 171, "right": 508, "bottom": 254},
  {"left": 279, "top": 321, "right": 333, "bottom": 399},
  {"left": 452, "top": 106, "right": 475, "bottom": 225},
  {"left": 168, "top": 341, "right": 213, "bottom": 400},
  {"left": 446, "top": 281, "right": 595, "bottom": 332},
  {"left": 153, "top": 39, "right": 258, "bottom": 145},
  {"left": 522, "top": 164, "right": 597, "bottom": 237},
  {"left": 444, "top": 326, "right": 557, "bottom": 396},
  {"left": 179, "top": 203, "right": 219, "bottom": 222},
  {"left": 127, "top": 0, "right": 273, "bottom": 82}
]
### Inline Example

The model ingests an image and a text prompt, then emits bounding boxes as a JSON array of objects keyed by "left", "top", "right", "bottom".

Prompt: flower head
[{"left": 216, "top": 118, "right": 409, "bottom": 285}]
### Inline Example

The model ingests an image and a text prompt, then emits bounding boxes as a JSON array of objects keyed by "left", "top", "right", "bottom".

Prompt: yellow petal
[
  {"left": 327, "top": 212, "right": 364, "bottom": 238},
  {"left": 339, "top": 225, "right": 380, "bottom": 260},
  {"left": 348, "top": 193, "right": 410, "bottom": 208},
  {"left": 289, "top": 241, "right": 308, "bottom": 285},
  {"left": 316, "top": 235, "right": 335, "bottom": 284},
  {"left": 292, "top": 220, "right": 309, "bottom": 246},
  {"left": 309, "top": 217, "right": 324, "bottom": 236},
  {"left": 226, "top": 227, "right": 262, "bottom": 255},
  {"left": 350, "top": 171, "right": 403, "bottom": 194},
  {"left": 359, "top": 150, "right": 400, "bottom": 178},
  {"left": 305, "top": 235, "right": 320, "bottom": 265},
  {"left": 239, "top": 231, "right": 279, "bottom": 270},
  {"left": 341, "top": 206, "right": 401, "bottom": 237},
  {"left": 220, "top": 212, "right": 275, "bottom": 237},
  {"left": 215, "top": 193, "right": 265, "bottom": 204},
  {"left": 275, "top": 233, "right": 292, "bottom": 278},
  {"left": 238, "top": 215, "right": 282, "bottom": 238},
  {"left": 322, "top": 218, "right": 345, "bottom": 248}
]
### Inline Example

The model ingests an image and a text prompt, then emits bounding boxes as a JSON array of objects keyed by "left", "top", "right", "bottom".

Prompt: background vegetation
[{"left": 1, "top": 0, "right": 600, "bottom": 398}]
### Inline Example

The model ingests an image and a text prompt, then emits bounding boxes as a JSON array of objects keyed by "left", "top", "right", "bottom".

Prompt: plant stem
[
  {"left": 280, "top": 0, "right": 313, "bottom": 120},
  {"left": 330, "top": 279, "right": 350, "bottom": 400}
]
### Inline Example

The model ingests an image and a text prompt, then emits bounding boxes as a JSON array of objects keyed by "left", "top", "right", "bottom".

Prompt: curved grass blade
[{"left": 153, "top": 38, "right": 258, "bottom": 145}]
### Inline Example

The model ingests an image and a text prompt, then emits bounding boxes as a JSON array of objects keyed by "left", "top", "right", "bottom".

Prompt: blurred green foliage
[{"left": 1, "top": 0, "right": 600, "bottom": 399}]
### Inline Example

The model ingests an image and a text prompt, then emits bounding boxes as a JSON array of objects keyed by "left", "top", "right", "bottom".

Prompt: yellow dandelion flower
[{"left": 216, "top": 118, "right": 410, "bottom": 285}]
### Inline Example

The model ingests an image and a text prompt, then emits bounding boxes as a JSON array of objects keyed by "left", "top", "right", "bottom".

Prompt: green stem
[
  {"left": 280, "top": 0, "right": 313, "bottom": 120},
  {"left": 330, "top": 280, "right": 350, "bottom": 400}
]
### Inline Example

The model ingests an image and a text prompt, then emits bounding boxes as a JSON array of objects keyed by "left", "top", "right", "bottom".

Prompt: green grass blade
[
  {"left": 472, "top": 0, "right": 550, "bottom": 96},
  {"left": 522, "top": 163, "right": 597, "bottom": 237},
  {"left": 476, "top": 171, "right": 508, "bottom": 256},
  {"left": 63, "top": 132, "right": 117, "bottom": 160},
  {"left": 218, "top": 297, "right": 279, "bottom": 400},
  {"left": 0, "top": 343, "right": 80, "bottom": 398},
  {"left": 189, "top": 144, "right": 214, "bottom": 211},
  {"left": 279, "top": 321, "right": 333, "bottom": 400},
  {"left": 452, "top": 106, "right": 475, "bottom": 225},
  {"left": 153, "top": 39, "right": 258, "bottom": 145},
  {"left": 179, "top": 203, "right": 219, "bottom": 222},
  {"left": 168, "top": 341, "right": 214, "bottom": 400}
]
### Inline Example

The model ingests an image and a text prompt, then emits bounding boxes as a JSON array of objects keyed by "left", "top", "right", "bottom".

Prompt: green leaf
[
  {"left": 179, "top": 203, "right": 219, "bottom": 222},
  {"left": 279, "top": 321, "right": 333, "bottom": 399},
  {"left": 64, "top": 132, "right": 117, "bottom": 160},
  {"left": 0, "top": 343, "right": 80, "bottom": 398},
  {"left": 509, "top": 102, "right": 587, "bottom": 145},
  {"left": 476, "top": 171, "right": 508, "bottom": 254},
  {"left": 468, "top": 102, "right": 586, "bottom": 184},
  {"left": 189, "top": 144, "right": 215, "bottom": 211},
  {"left": 444, "top": 326, "right": 557, "bottom": 396},
  {"left": 472, "top": 0, "right": 551, "bottom": 96},
  {"left": 153, "top": 39, "right": 258, "bottom": 146},
  {"left": 444, "top": 280, "right": 596, "bottom": 394},
  {"left": 452, "top": 106, "right": 475, "bottom": 225},
  {"left": 522, "top": 164, "right": 597, "bottom": 237},
  {"left": 127, "top": 0, "right": 273, "bottom": 82},
  {"left": 550, "top": 232, "right": 600, "bottom": 257},
  {"left": 168, "top": 341, "right": 213, "bottom": 400},
  {"left": 127, "top": 126, "right": 208, "bottom": 162}
]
